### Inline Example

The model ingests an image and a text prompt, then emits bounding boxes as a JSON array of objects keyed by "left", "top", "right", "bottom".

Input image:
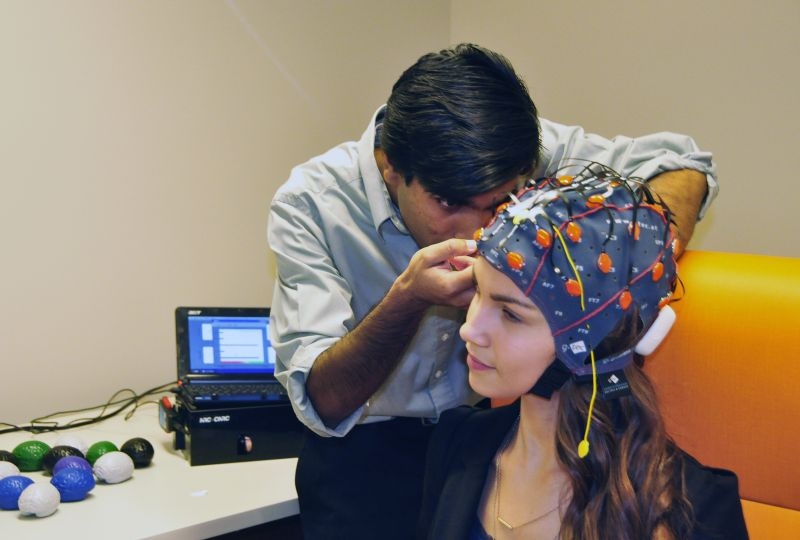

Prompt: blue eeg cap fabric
[{"left": 476, "top": 165, "right": 678, "bottom": 377}]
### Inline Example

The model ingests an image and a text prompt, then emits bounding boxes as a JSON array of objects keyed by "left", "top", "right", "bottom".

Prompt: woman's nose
[{"left": 460, "top": 299, "right": 486, "bottom": 346}]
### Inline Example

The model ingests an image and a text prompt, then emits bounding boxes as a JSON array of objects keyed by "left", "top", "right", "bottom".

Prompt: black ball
[
  {"left": 0, "top": 450, "right": 19, "bottom": 467},
  {"left": 120, "top": 437, "right": 154, "bottom": 468},
  {"left": 42, "top": 445, "right": 85, "bottom": 475}
]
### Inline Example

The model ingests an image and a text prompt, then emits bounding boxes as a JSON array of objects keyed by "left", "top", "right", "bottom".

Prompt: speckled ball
[
  {"left": 12, "top": 441, "right": 51, "bottom": 472},
  {"left": 50, "top": 467, "right": 95, "bottom": 502},
  {"left": 85, "top": 440, "right": 118, "bottom": 465},
  {"left": 18, "top": 482, "right": 60, "bottom": 518},
  {"left": 52, "top": 455, "right": 93, "bottom": 476},
  {"left": 42, "top": 445, "right": 85, "bottom": 475},
  {"left": 54, "top": 434, "right": 89, "bottom": 456},
  {"left": 0, "top": 475, "right": 35, "bottom": 510},
  {"left": 120, "top": 437, "right": 154, "bottom": 468},
  {"left": 0, "top": 461, "right": 21, "bottom": 480},
  {"left": 93, "top": 451, "right": 134, "bottom": 484},
  {"left": 0, "top": 450, "right": 19, "bottom": 467}
]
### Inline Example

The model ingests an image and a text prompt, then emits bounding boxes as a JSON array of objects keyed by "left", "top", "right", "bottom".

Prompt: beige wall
[
  {"left": 1, "top": 0, "right": 797, "bottom": 425},
  {"left": 0, "top": 0, "right": 449, "bottom": 424},
  {"left": 450, "top": 0, "right": 800, "bottom": 258}
]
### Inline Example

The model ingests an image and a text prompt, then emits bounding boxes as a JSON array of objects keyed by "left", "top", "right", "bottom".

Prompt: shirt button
[
  {"left": 434, "top": 370, "right": 443, "bottom": 379},
  {"left": 441, "top": 333, "right": 449, "bottom": 341}
]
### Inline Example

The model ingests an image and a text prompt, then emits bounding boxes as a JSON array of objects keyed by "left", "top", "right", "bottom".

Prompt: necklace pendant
[{"left": 497, "top": 516, "right": 514, "bottom": 530}]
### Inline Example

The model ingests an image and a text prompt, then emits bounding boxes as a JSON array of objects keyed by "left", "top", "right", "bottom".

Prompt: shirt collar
[{"left": 359, "top": 105, "right": 409, "bottom": 237}]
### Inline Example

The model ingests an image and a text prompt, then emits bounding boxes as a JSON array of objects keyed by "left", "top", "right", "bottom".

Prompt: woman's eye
[{"left": 503, "top": 308, "right": 522, "bottom": 323}]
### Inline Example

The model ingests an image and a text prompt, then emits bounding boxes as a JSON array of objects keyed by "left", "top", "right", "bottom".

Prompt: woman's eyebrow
[
  {"left": 489, "top": 292, "right": 537, "bottom": 310},
  {"left": 473, "top": 267, "right": 536, "bottom": 309}
]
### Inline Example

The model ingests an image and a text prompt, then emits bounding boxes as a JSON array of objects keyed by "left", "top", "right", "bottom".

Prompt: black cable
[{"left": 0, "top": 382, "right": 176, "bottom": 436}]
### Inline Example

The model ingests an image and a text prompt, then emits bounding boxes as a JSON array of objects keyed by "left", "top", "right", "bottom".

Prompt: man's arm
[
  {"left": 646, "top": 169, "right": 707, "bottom": 256},
  {"left": 307, "top": 239, "right": 477, "bottom": 428},
  {"left": 537, "top": 120, "right": 717, "bottom": 254}
]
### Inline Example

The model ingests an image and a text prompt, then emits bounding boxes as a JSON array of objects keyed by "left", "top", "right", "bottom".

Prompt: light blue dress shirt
[{"left": 267, "top": 106, "right": 716, "bottom": 437}]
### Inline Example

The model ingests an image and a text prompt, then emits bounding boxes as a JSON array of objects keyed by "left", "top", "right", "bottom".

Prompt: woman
[{"left": 417, "top": 164, "right": 748, "bottom": 539}]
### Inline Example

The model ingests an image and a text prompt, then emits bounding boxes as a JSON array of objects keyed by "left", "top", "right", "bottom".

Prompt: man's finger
[
  {"left": 428, "top": 238, "right": 477, "bottom": 261},
  {"left": 447, "top": 255, "right": 476, "bottom": 271}
]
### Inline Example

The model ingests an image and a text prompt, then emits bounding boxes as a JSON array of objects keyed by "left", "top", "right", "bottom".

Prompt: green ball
[
  {"left": 86, "top": 441, "right": 118, "bottom": 465},
  {"left": 12, "top": 440, "right": 52, "bottom": 472}
]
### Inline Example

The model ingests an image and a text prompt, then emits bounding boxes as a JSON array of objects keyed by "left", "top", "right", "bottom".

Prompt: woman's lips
[{"left": 466, "top": 354, "right": 493, "bottom": 372}]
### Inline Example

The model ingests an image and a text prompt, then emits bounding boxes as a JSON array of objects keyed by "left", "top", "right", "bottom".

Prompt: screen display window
[{"left": 186, "top": 315, "right": 275, "bottom": 374}]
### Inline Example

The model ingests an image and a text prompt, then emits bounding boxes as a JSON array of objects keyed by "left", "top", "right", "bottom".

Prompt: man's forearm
[
  {"left": 306, "top": 282, "right": 428, "bottom": 428},
  {"left": 304, "top": 238, "right": 477, "bottom": 429},
  {"left": 646, "top": 169, "right": 707, "bottom": 257}
]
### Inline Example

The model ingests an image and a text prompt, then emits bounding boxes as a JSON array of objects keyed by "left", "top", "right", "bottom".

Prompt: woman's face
[{"left": 460, "top": 257, "right": 556, "bottom": 400}]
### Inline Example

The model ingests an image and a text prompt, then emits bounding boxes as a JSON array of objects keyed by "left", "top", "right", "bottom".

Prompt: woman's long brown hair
[{"left": 552, "top": 314, "right": 694, "bottom": 539}]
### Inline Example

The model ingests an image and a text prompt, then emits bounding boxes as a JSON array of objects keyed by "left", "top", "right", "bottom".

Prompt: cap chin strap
[
  {"left": 529, "top": 303, "right": 674, "bottom": 401},
  {"left": 634, "top": 305, "right": 676, "bottom": 356},
  {"left": 529, "top": 359, "right": 572, "bottom": 399}
]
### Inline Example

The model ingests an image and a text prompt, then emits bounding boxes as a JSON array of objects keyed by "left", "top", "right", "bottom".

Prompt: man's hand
[
  {"left": 647, "top": 169, "right": 707, "bottom": 257},
  {"left": 393, "top": 238, "right": 478, "bottom": 310},
  {"left": 306, "top": 238, "right": 478, "bottom": 428}
]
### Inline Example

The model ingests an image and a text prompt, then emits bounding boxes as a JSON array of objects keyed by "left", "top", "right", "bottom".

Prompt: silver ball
[
  {"left": 0, "top": 461, "right": 20, "bottom": 480},
  {"left": 93, "top": 451, "right": 134, "bottom": 484},
  {"left": 18, "top": 482, "right": 60, "bottom": 518}
]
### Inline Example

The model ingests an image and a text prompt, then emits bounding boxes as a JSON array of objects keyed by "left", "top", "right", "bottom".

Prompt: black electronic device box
[{"left": 160, "top": 395, "right": 304, "bottom": 466}]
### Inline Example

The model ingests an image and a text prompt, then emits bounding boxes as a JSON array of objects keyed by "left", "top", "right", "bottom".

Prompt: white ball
[
  {"left": 55, "top": 434, "right": 89, "bottom": 456},
  {"left": 18, "top": 482, "right": 60, "bottom": 518},
  {"left": 93, "top": 451, "right": 134, "bottom": 484},
  {"left": 0, "top": 461, "right": 20, "bottom": 479}
]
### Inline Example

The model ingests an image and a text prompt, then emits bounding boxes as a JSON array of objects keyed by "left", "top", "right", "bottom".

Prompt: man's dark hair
[{"left": 381, "top": 43, "right": 541, "bottom": 204}]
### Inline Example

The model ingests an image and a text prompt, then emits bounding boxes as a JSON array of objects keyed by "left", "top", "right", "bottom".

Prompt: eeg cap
[{"left": 476, "top": 164, "right": 679, "bottom": 379}]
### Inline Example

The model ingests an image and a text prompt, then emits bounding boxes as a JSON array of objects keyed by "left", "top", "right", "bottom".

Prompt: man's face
[{"left": 388, "top": 176, "right": 522, "bottom": 248}]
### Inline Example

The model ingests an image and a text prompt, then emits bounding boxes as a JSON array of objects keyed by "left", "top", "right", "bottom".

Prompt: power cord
[{"left": 0, "top": 382, "right": 177, "bottom": 436}]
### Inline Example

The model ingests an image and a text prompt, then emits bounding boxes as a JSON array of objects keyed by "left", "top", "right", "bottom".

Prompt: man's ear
[{"left": 375, "top": 149, "right": 405, "bottom": 192}]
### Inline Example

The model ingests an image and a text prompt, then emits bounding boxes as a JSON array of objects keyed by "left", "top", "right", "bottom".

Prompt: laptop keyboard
[{"left": 183, "top": 383, "right": 288, "bottom": 403}]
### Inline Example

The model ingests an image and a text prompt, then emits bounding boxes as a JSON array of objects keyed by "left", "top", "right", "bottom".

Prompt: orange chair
[
  {"left": 494, "top": 250, "right": 800, "bottom": 538},
  {"left": 647, "top": 250, "right": 800, "bottom": 538}
]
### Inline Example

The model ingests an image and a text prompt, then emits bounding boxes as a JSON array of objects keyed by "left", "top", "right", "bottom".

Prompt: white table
[{"left": 0, "top": 401, "right": 299, "bottom": 539}]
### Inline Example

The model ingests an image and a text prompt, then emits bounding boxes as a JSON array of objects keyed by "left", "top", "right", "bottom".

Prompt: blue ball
[
  {"left": 0, "top": 475, "right": 35, "bottom": 510},
  {"left": 50, "top": 467, "right": 95, "bottom": 502},
  {"left": 52, "top": 455, "right": 93, "bottom": 476}
]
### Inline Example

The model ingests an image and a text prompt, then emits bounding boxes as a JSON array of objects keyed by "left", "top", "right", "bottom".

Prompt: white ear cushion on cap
[{"left": 634, "top": 305, "right": 676, "bottom": 356}]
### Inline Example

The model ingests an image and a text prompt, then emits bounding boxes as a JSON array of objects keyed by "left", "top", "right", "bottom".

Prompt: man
[{"left": 267, "top": 43, "right": 715, "bottom": 540}]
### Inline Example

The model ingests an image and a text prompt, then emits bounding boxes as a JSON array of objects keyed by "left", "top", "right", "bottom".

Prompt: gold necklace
[{"left": 494, "top": 415, "right": 562, "bottom": 534}]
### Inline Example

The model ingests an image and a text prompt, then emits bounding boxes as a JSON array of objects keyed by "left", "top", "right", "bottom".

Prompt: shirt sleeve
[
  {"left": 537, "top": 119, "right": 718, "bottom": 220},
  {"left": 267, "top": 190, "right": 366, "bottom": 438}
]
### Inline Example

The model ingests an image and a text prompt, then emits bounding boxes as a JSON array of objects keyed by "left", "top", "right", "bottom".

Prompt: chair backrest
[{"left": 647, "top": 250, "right": 800, "bottom": 510}]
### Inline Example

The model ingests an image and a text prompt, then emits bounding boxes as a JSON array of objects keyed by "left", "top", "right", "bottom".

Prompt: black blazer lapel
[{"left": 427, "top": 402, "right": 520, "bottom": 539}]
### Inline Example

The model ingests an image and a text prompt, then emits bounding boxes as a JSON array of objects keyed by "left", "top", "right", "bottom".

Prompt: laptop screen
[{"left": 176, "top": 307, "right": 276, "bottom": 379}]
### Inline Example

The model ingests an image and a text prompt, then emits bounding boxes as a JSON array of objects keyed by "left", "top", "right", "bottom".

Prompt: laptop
[{"left": 175, "top": 306, "right": 289, "bottom": 407}]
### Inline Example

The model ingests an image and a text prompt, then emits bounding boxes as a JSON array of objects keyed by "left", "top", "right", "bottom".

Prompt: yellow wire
[
  {"left": 552, "top": 225, "right": 597, "bottom": 459},
  {"left": 578, "top": 350, "right": 597, "bottom": 458}
]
